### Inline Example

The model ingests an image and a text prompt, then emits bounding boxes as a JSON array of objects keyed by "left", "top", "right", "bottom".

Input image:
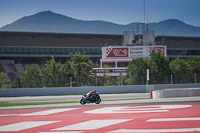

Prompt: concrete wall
[
  {"left": 153, "top": 84, "right": 200, "bottom": 90},
  {"left": 152, "top": 88, "right": 200, "bottom": 99},
  {"left": 0, "top": 85, "right": 146, "bottom": 97},
  {"left": 1, "top": 83, "right": 200, "bottom": 97}
]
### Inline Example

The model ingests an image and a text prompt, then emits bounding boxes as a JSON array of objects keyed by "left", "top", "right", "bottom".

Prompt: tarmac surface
[
  {"left": 0, "top": 99, "right": 199, "bottom": 133},
  {"left": 0, "top": 94, "right": 200, "bottom": 110},
  {"left": 0, "top": 93, "right": 149, "bottom": 103},
  {"left": 0, "top": 94, "right": 200, "bottom": 133}
]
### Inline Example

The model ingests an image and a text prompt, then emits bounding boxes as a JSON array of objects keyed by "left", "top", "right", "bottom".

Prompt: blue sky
[{"left": 0, "top": 0, "right": 200, "bottom": 27}]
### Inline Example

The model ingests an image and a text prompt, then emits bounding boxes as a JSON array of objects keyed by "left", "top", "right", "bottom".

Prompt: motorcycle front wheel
[{"left": 80, "top": 98, "right": 87, "bottom": 105}]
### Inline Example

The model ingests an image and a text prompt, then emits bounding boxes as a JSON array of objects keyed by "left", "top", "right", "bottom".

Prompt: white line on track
[
  {"left": 0, "top": 121, "right": 58, "bottom": 131},
  {"left": 20, "top": 108, "right": 78, "bottom": 116},
  {"left": 0, "top": 114, "right": 18, "bottom": 116},
  {"left": 84, "top": 105, "right": 191, "bottom": 114},
  {"left": 0, "top": 108, "right": 79, "bottom": 116},
  {"left": 147, "top": 117, "right": 200, "bottom": 122},
  {"left": 109, "top": 128, "right": 200, "bottom": 132},
  {"left": 53, "top": 119, "right": 132, "bottom": 130},
  {"left": 39, "top": 131, "right": 84, "bottom": 133}
]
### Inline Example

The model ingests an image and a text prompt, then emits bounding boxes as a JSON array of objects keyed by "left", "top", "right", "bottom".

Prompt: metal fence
[
  {"left": 69, "top": 74, "right": 200, "bottom": 87},
  {"left": 11, "top": 73, "right": 200, "bottom": 88}
]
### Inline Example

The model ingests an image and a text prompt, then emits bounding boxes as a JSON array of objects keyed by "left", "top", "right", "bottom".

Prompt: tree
[
  {"left": 187, "top": 56, "right": 200, "bottom": 74},
  {"left": 102, "top": 65, "right": 118, "bottom": 86},
  {"left": 149, "top": 53, "right": 170, "bottom": 84},
  {"left": 18, "top": 65, "right": 41, "bottom": 88},
  {"left": 170, "top": 57, "right": 190, "bottom": 74},
  {"left": 170, "top": 57, "right": 191, "bottom": 83},
  {"left": 40, "top": 56, "right": 69, "bottom": 87},
  {"left": 66, "top": 53, "right": 92, "bottom": 86},
  {"left": 125, "top": 58, "right": 148, "bottom": 85},
  {"left": 0, "top": 72, "right": 6, "bottom": 89}
]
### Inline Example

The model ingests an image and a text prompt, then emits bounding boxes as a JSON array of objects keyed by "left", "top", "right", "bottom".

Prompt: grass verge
[
  {"left": 0, "top": 101, "right": 79, "bottom": 107},
  {"left": 0, "top": 98, "right": 150, "bottom": 107}
]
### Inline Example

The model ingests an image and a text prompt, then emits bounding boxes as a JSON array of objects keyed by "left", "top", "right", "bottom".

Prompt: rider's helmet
[{"left": 93, "top": 89, "right": 96, "bottom": 93}]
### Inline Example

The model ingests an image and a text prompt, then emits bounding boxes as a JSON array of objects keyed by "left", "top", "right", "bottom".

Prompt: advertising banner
[
  {"left": 149, "top": 46, "right": 166, "bottom": 56},
  {"left": 104, "top": 47, "right": 128, "bottom": 58},
  {"left": 102, "top": 46, "right": 166, "bottom": 59},
  {"left": 130, "top": 46, "right": 145, "bottom": 58}
]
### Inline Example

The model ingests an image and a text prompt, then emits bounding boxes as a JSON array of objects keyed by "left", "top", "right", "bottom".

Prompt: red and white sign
[
  {"left": 106, "top": 47, "right": 128, "bottom": 57},
  {"left": 102, "top": 46, "right": 166, "bottom": 60},
  {"left": 149, "top": 46, "right": 166, "bottom": 56}
]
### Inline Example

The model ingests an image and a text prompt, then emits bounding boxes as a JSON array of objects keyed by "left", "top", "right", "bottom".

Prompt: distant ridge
[{"left": 1, "top": 11, "right": 200, "bottom": 37}]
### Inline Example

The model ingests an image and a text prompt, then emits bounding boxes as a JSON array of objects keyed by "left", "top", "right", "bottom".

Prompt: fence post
[
  {"left": 119, "top": 72, "right": 123, "bottom": 86},
  {"left": 121, "top": 73, "right": 124, "bottom": 86},
  {"left": 142, "top": 75, "right": 144, "bottom": 85},
  {"left": 70, "top": 76, "right": 72, "bottom": 87},
  {"left": 195, "top": 74, "right": 197, "bottom": 84},
  {"left": 118, "top": 74, "right": 120, "bottom": 86},
  {"left": 171, "top": 74, "right": 173, "bottom": 84},
  {"left": 146, "top": 69, "right": 149, "bottom": 85},
  {"left": 95, "top": 73, "right": 97, "bottom": 86}
]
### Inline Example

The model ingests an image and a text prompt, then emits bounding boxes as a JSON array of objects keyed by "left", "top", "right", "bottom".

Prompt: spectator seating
[
  {"left": 0, "top": 63, "right": 41, "bottom": 83},
  {"left": 0, "top": 64, "right": 5, "bottom": 72},
  {"left": 15, "top": 64, "right": 24, "bottom": 73}
]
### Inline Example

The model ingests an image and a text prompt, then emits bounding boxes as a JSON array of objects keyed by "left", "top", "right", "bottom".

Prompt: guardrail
[{"left": 1, "top": 83, "right": 200, "bottom": 97}]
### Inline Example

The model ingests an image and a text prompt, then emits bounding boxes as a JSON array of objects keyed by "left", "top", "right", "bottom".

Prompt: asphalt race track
[
  {"left": 0, "top": 93, "right": 149, "bottom": 103},
  {"left": 0, "top": 102, "right": 200, "bottom": 133}
]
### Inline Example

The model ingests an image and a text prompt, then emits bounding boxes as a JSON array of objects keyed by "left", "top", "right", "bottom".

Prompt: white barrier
[{"left": 152, "top": 88, "right": 200, "bottom": 99}]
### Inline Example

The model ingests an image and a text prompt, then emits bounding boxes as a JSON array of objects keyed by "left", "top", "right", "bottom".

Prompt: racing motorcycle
[{"left": 80, "top": 93, "right": 101, "bottom": 105}]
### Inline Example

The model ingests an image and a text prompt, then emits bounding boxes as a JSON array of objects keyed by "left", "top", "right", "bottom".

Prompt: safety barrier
[
  {"left": 152, "top": 88, "right": 200, "bottom": 99},
  {"left": 1, "top": 83, "right": 200, "bottom": 97}
]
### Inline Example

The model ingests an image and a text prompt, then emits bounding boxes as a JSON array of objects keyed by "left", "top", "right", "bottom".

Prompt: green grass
[
  {"left": 0, "top": 98, "right": 150, "bottom": 107},
  {"left": 0, "top": 101, "right": 79, "bottom": 107}
]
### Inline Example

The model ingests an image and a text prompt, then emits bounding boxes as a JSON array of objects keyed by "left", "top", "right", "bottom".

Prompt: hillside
[{"left": 1, "top": 11, "right": 200, "bottom": 37}]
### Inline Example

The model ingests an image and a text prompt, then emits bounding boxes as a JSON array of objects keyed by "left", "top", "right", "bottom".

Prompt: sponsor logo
[
  {"left": 106, "top": 48, "right": 128, "bottom": 57},
  {"left": 149, "top": 46, "right": 165, "bottom": 56}
]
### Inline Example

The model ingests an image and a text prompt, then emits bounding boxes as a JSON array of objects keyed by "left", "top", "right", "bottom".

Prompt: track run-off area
[{"left": 0, "top": 102, "right": 200, "bottom": 133}]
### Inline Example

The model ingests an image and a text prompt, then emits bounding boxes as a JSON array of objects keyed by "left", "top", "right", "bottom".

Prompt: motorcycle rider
[{"left": 86, "top": 89, "right": 97, "bottom": 102}]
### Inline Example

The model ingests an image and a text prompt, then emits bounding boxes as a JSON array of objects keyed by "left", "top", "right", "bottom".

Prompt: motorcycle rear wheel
[{"left": 95, "top": 98, "right": 101, "bottom": 104}]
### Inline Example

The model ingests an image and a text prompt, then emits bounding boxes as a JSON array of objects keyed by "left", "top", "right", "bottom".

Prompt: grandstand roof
[
  {"left": 0, "top": 31, "right": 122, "bottom": 48},
  {"left": 165, "top": 36, "right": 200, "bottom": 49},
  {"left": 0, "top": 31, "right": 200, "bottom": 49}
]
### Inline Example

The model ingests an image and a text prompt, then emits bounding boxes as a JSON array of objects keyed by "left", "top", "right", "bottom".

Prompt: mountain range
[{"left": 1, "top": 10, "right": 200, "bottom": 37}]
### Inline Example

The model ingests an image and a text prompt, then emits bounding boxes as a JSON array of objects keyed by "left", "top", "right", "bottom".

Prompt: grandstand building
[{"left": 1, "top": 31, "right": 200, "bottom": 82}]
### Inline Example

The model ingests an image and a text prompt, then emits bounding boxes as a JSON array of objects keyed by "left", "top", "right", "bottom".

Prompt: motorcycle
[{"left": 80, "top": 93, "right": 101, "bottom": 105}]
